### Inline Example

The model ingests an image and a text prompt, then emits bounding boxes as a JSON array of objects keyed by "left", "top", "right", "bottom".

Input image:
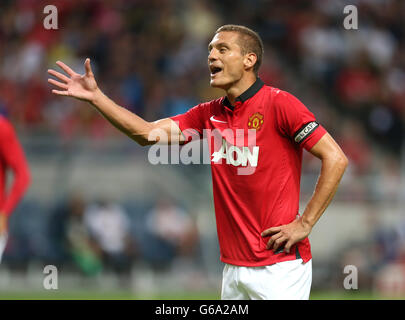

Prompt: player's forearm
[
  {"left": 89, "top": 89, "right": 155, "bottom": 146},
  {"left": 301, "top": 151, "right": 348, "bottom": 229}
]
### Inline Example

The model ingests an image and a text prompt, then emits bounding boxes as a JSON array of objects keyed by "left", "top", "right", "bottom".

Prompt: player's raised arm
[{"left": 47, "top": 58, "right": 184, "bottom": 146}]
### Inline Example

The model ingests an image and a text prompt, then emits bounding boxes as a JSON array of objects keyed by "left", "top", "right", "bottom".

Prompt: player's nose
[{"left": 208, "top": 49, "right": 218, "bottom": 62}]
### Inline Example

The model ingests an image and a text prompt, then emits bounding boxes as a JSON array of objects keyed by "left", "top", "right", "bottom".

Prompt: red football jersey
[
  {"left": 0, "top": 116, "right": 31, "bottom": 217},
  {"left": 170, "top": 79, "right": 326, "bottom": 266}
]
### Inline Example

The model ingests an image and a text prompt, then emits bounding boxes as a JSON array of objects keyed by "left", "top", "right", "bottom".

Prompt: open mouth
[{"left": 210, "top": 66, "right": 223, "bottom": 76}]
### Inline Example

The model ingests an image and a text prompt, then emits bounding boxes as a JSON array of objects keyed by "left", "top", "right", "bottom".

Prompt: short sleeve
[
  {"left": 274, "top": 90, "right": 327, "bottom": 150},
  {"left": 170, "top": 102, "right": 210, "bottom": 144}
]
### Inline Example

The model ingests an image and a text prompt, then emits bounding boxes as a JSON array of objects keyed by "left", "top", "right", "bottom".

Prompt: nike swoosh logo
[{"left": 210, "top": 115, "right": 227, "bottom": 123}]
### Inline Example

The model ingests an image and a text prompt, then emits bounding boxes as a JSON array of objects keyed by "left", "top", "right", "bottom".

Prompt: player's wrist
[
  {"left": 299, "top": 216, "right": 313, "bottom": 233},
  {"left": 90, "top": 88, "right": 104, "bottom": 106}
]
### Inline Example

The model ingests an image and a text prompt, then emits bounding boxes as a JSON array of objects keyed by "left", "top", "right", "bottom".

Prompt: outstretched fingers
[
  {"left": 48, "top": 78, "right": 68, "bottom": 90},
  {"left": 56, "top": 60, "right": 76, "bottom": 76},
  {"left": 48, "top": 68, "right": 70, "bottom": 96},
  {"left": 48, "top": 69, "right": 70, "bottom": 83},
  {"left": 51, "top": 89, "right": 69, "bottom": 96}
]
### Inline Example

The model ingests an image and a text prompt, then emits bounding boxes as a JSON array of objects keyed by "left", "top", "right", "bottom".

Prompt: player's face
[{"left": 208, "top": 32, "right": 246, "bottom": 90}]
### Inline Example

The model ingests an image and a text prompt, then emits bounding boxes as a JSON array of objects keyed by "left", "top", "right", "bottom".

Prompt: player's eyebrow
[{"left": 208, "top": 42, "right": 230, "bottom": 52}]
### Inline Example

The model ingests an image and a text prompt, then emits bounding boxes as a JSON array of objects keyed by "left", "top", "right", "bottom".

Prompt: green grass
[
  {"left": 310, "top": 291, "right": 381, "bottom": 300},
  {"left": 0, "top": 290, "right": 219, "bottom": 300},
  {"left": 0, "top": 290, "right": 403, "bottom": 300}
]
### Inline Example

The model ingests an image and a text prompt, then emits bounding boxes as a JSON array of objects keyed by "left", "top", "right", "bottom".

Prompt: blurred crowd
[
  {"left": 3, "top": 194, "right": 200, "bottom": 287},
  {"left": 0, "top": 0, "right": 403, "bottom": 202},
  {"left": 0, "top": 0, "right": 405, "bottom": 293}
]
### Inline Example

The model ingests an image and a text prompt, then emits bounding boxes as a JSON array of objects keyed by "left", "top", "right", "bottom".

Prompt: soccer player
[
  {"left": 0, "top": 113, "right": 31, "bottom": 263},
  {"left": 47, "top": 24, "right": 348, "bottom": 299}
]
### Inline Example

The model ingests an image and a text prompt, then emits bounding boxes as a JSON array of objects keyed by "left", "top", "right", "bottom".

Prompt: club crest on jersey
[{"left": 247, "top": 112, "right": 264, "bottom": 131}]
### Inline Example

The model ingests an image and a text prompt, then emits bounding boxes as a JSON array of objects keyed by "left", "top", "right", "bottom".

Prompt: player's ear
[{"left": 244, "top": 53, "right": 257, "bottom": 71}]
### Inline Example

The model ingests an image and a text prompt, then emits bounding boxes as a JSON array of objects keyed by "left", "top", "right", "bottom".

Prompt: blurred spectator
[
  {"left": 162, "top": 75, "right": 198, "bottom": 118},
  {"left": 144, "top": 198, "right": 199, "bottom": 269},
  {"left": 84, "top": 197, "right": 135, "bottom": 284},
  {"left": 334, "top": 52, "right": 380, "bottom": 107},
  {"left": 339, "top": 119, "right": 372, "bottom": 176},
  {"left": 374, "top": 154, "right": 401, "bottom": 202},
  {"left": 48, "top": 193, "right": 102, "bottom": 276}
]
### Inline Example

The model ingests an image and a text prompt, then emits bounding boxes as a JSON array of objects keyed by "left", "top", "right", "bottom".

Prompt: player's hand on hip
[
  {"left": 47, "top": 58, "right": 99, "bottom": 103},
  {"left": 261, "top": 217, "right": 312, "bottom": 254}
]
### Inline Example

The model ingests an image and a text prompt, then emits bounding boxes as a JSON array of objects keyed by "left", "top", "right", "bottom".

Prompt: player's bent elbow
[
  {"left": 132, "top": 135, "right": 156, "bottom": 147},
  {"left": 334, "top": 151, "right": 349, "bottom": 173},
  {"left": 138, "top": 138, "right": 156, "bottom": 147},
  {"left": 129, "top": 122, "right": 158, "bottom": 146},
  {"left": 341, "top": 153, "right": 349, "bottom": 169}
]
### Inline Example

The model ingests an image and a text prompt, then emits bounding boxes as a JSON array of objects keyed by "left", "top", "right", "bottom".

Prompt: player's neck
[{"left": 225, "top": 73, "right": 257, "bottom": 105}]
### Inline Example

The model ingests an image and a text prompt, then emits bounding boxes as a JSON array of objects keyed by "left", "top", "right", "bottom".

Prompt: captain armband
[{"left": 293, "top": 121, "right": 319, "bottom": 144}]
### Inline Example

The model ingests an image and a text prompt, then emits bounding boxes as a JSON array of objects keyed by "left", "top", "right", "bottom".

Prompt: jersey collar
[{"left": 223, "top": 77, "right": 264, "bottom": 111}]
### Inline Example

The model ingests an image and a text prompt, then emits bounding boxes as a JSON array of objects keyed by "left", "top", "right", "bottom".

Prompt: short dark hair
[{"left": 215, "top": 24, "right": 264, "bottom": 75}]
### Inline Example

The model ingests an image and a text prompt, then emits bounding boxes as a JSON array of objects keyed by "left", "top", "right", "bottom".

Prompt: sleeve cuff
[
  {"left": 301, "top": 125, "right": 327, "bottom": 151},
  {"left": 170, "top": 116, "right": 201, "bottom": 144}
]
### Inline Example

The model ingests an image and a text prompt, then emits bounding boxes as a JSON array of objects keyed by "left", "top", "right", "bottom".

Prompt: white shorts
[
  {"left": 0, "top": 233, "right": 8, "bottom": 264},
  {"left": 221, "top": 259, "right": 312, "bottom": 300}
]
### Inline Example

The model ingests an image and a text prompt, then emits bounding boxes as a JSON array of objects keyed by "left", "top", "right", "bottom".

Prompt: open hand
[
  {"left": 261, "top": 217, "right": 312, "bottom": 253},
  {"left": 47, "top": 58, "right": 99, "bottom": 102}
]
